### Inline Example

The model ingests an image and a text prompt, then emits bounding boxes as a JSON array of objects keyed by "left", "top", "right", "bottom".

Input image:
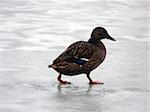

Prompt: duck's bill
[{"left": 107, "top": 35, "right": 116, "bottom": 41}]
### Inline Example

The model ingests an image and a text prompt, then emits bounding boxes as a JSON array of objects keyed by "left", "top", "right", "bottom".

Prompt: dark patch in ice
[
  {"left": 0, "top": 81, "right": 57, "bottom": 92},
  {"left": 0, "top": 109, "right": 19, "bottom": 112},
  {"left": 123, "top": 87, "right": 148, "bottom": 92}
]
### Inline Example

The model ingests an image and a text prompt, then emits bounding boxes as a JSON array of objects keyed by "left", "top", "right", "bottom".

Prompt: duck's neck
[{"left": 88, "top": 36, "right": 101, "bottom": 43}]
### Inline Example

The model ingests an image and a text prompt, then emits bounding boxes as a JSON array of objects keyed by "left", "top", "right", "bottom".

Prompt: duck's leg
[
  {"left": 86, "top": 73, "right": 104, "bottom": 84},
  {"left": 57, "top": 74, "right": 71, "bottom": 84}
]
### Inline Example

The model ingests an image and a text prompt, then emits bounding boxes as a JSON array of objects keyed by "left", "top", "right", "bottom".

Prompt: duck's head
[{"left": 88, "top": 27, "right": 116, "bottom": 43}]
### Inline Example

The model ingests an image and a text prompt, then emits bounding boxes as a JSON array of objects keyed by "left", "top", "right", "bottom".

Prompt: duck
[{"left": 48, "top": 27, "right": 116, "bottom": 84}]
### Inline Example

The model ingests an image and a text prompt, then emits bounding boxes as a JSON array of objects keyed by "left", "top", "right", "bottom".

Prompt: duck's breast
[{"left": 96, "top": 42, "right": 106, "bottom": 63}]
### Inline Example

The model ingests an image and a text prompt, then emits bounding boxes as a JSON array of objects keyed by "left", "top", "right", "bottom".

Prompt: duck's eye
[{"left": 97, "top": 32, "right": 101, "bottom": 35}]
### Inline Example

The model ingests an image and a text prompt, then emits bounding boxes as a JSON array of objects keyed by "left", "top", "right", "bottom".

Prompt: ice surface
[{"left": 0, "top": 0, "right": 149, "bottom": 112}]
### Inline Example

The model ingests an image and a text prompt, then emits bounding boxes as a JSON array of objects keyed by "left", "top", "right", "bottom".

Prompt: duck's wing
[{"left": 53, "top": 41, "right": 93, "bottom": 64}]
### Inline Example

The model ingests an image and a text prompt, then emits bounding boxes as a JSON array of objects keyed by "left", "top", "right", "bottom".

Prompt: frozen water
[{"left": 0, "top": 0, "right": 149, "bottom": 112}]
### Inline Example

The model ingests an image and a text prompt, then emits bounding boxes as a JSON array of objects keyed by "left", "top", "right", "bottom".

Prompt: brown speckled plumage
[
  {"left": 49, "top": 27, "right": 116, "bottom": 84},
  {"left": 53, "top": 41, "right": 106, "bottom": 75}
]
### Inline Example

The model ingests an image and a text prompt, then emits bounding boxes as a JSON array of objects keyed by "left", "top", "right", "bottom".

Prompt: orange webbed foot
[{"left": 59, "top": 80, "right": 71, "bottom": 84}]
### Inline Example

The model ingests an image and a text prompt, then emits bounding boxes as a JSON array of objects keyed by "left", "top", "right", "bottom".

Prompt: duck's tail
[
  {"left": 48, "top": 64, "right": 56, "bottom": 69},
  {"left": 48, "top": 64, "right": 52, "bottom": 68}
]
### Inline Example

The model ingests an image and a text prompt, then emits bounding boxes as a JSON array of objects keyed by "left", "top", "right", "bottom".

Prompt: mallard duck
[{"left": 48, "top": 27, "right": 116, "bottom": 84}]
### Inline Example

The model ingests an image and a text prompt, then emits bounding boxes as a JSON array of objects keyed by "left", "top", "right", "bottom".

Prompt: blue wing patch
[{"left": 74, "top": 58, "right": 88, "bottom": 65}]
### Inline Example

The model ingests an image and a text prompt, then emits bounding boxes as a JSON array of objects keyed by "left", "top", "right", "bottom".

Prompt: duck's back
[
  {"left": 65, "top": 41, "right": 95, "bottom": 59},
  {"left": 52, "top": 41, "right": 106, "bottom": 75}
]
